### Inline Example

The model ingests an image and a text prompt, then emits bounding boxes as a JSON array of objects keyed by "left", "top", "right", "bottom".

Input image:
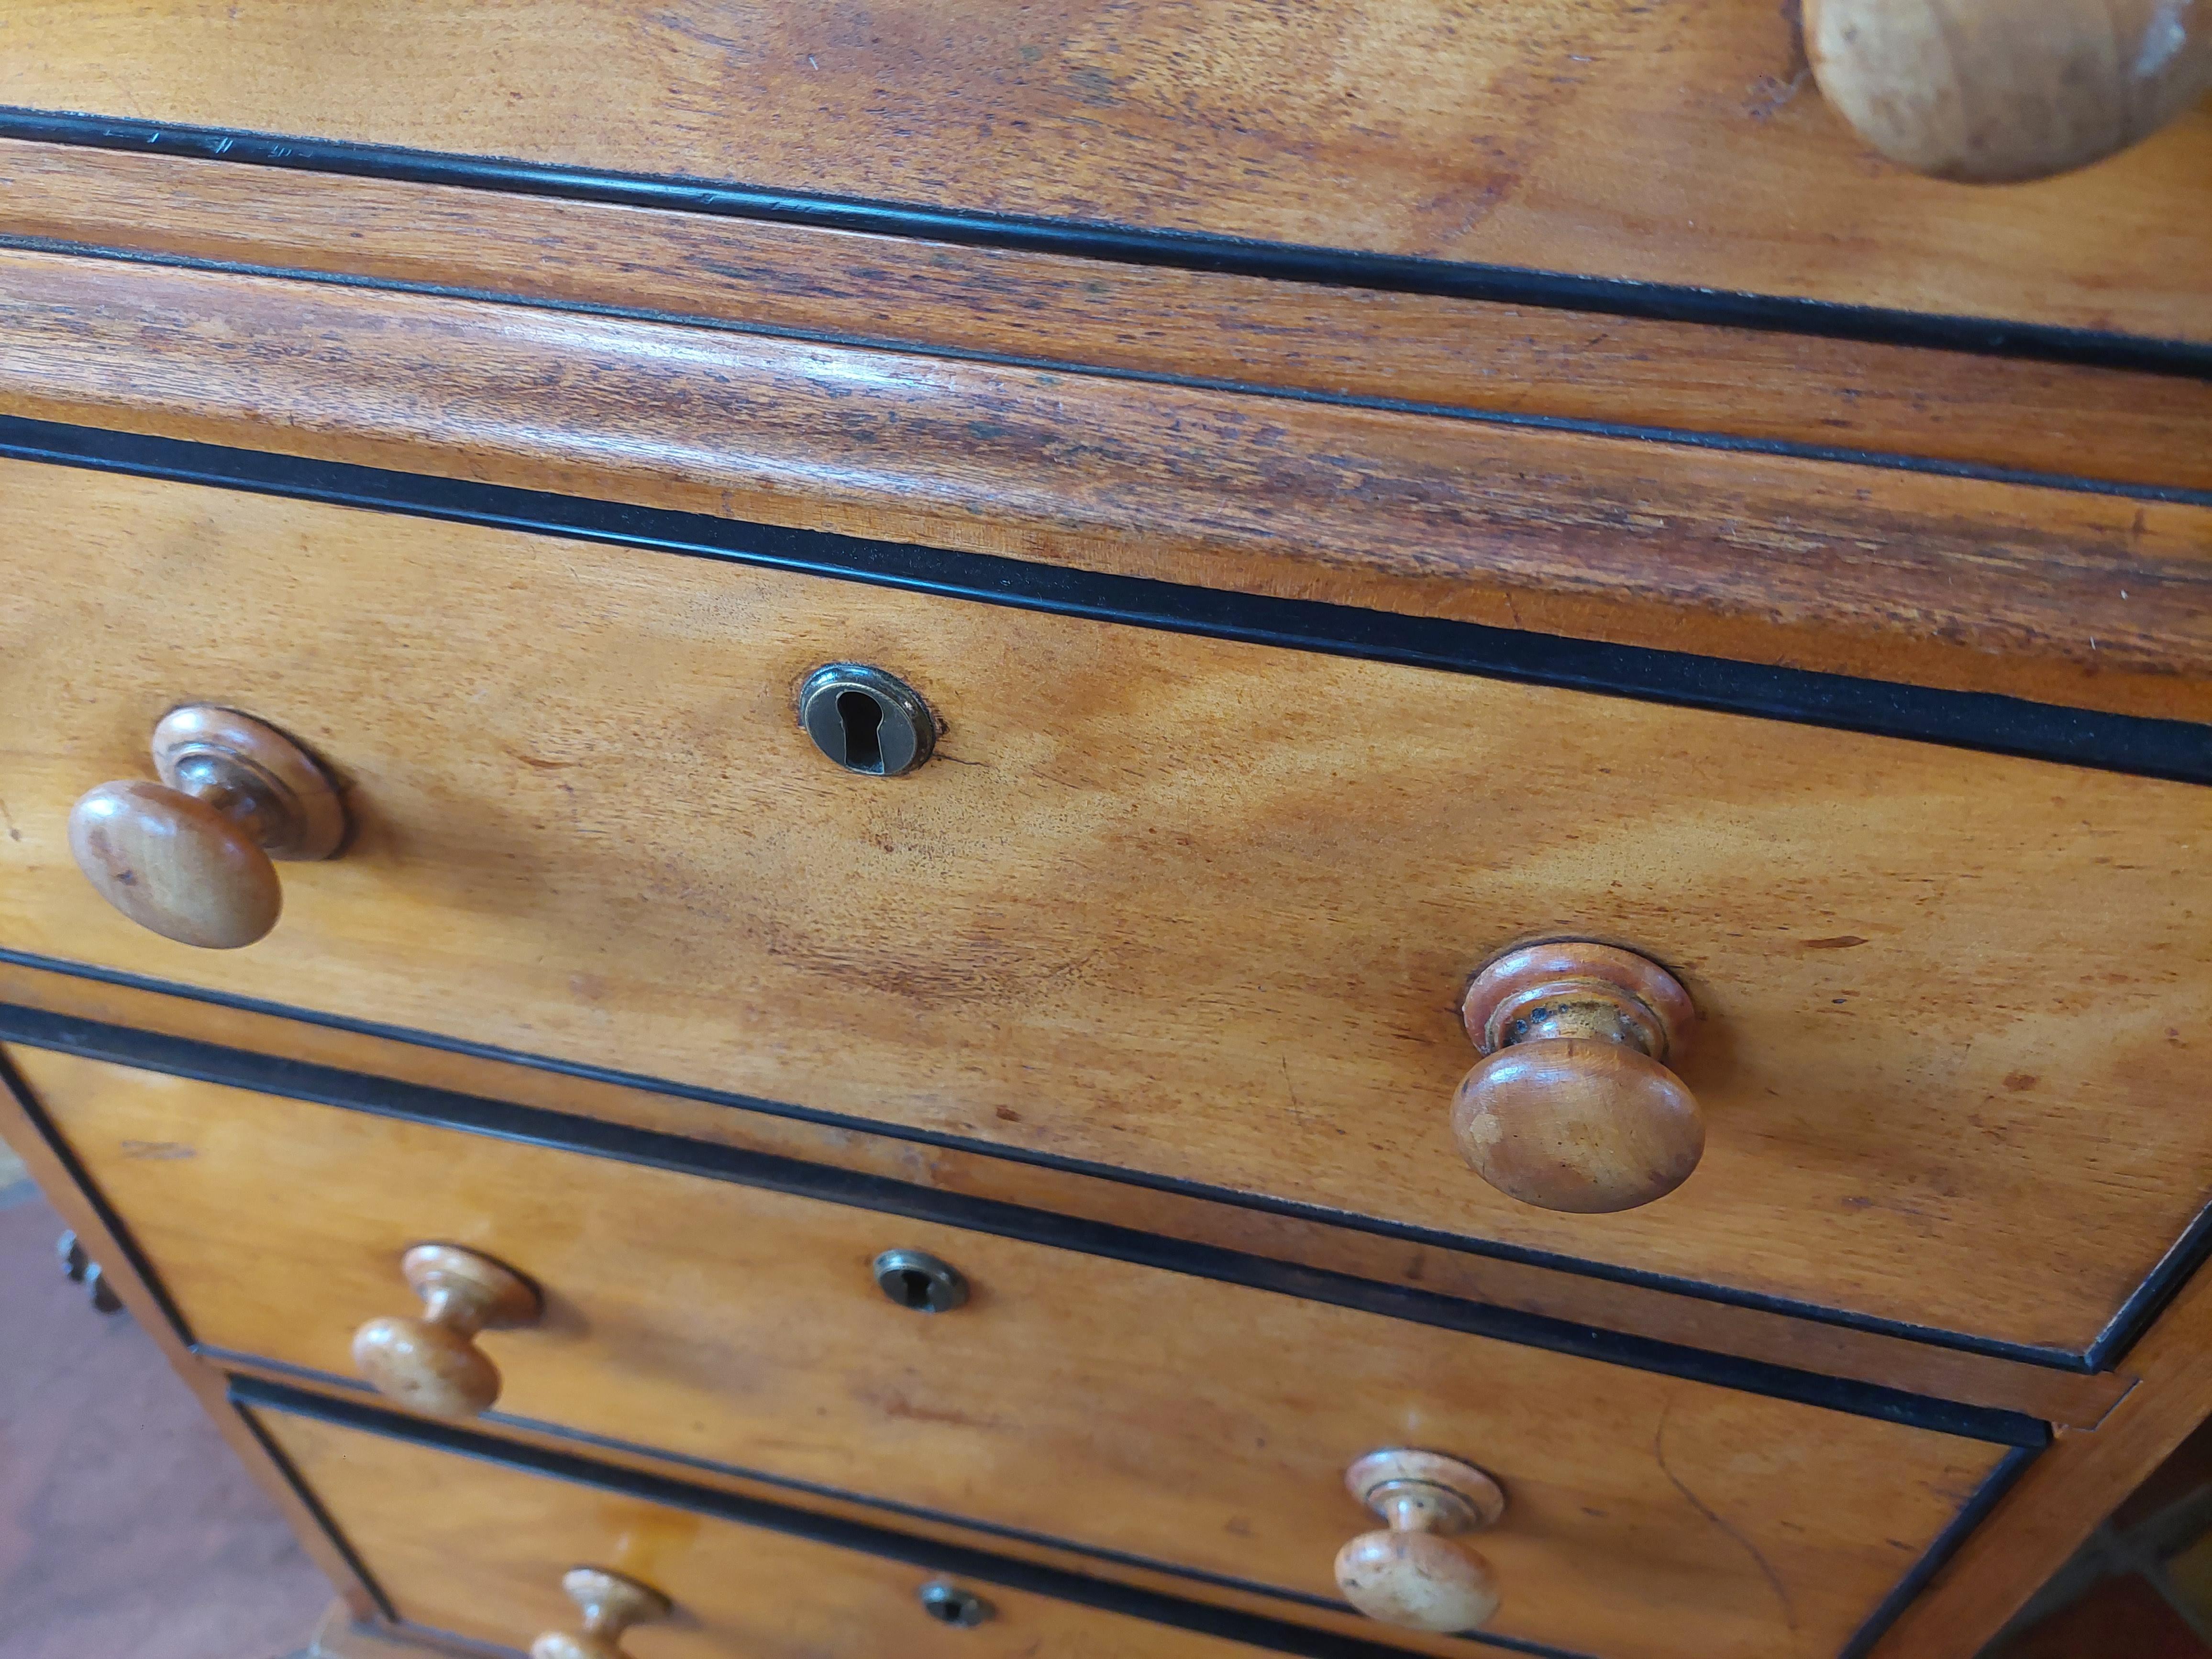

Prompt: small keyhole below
[
  {"left": 894, "top": 1269, "right": 934, "bottom": 1309},
  {"left": 836, "top": 690, "right": 885, "bottom": 774}
]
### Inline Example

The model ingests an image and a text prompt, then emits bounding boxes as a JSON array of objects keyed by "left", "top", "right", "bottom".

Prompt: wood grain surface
[
  {"left": 0, "top": 0, "right": 2206, "bottom": 337},
  {"left": 0, "top": 956, "right": 2130, "bottom": 1428},
  {"left": 5, "top": 139, "right": 2210, "bottom": 498},
  {"left": 35, "top": 1053, "right": 2012, "bottom": 1659},
  {"left": 258, "top": 1409, "right": 1288, "bottom": 1659},
  {"left": 2, "top": 459, "right": 2209, "bottom": 1353},
  {"left": 1871, "top": 1258, "right": 2212, "bottom": 1657},
  {"left": 3, "top": 254, "right": 2210, "bottom": 723},
  {"left": 4, "top": 987, "right": 1587, "bottom": 1659}
]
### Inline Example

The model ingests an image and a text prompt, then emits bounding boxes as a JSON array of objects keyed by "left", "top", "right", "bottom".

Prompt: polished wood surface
[
  {"left": 1, "top": 0, "right": 2207, "bottom": 337},
  {"left": 259, "top": 1409, "right": 1272, "bottom": 1659},
  {"left": 1808, "top": 0, "right": 2212, "bottom": 182},
  {"left": 0, "top": 953, "right": 2128, "bottom": 1428},
  {"left": 6, "top": 139, "right": 2211, "bottom": 499},
  {"left": 68, "top": 780, "right": 284, "bottom": 951},
  {"left": 5, "top": 254, "right": 2209, "bottom": 723},
  {"left": 31, "top": 1055, "right": 2012, "bottom": 1659},
  {"left": 1872, "top": 1255, "right": 2212, "bottom": 1656},
  {"left": 1455, "top": 1043, "right": 1703, "bottom": 1216},
  {"left": 1453, "top": 942, "right": 1703, "bottom": 1214},
  {"left": 352, "top": 1244, "right": 543, "bottom": 1422},
  {"left": 4, "top": 463, "right": 2211, "bottom": 1350}
]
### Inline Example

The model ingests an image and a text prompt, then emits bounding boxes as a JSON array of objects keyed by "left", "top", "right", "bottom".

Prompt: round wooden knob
[
  {"left": 531, "top": 1567, "right": 671, "bottom": 1659},
  {"left": 1453, "top": 942, "right": 1702, "bottom": 1214},
  {"left": 351, "top": 1244, "right": 541, "bottom": 1420},
  {"left": 67, "top": 706, "right": 345, "bottom": 949},
  {"left": 1807, "top": 0, "right": 2212, "bottom": 183},
  {"left": 1335, "top": 1449, "right": 1504, "bottom": 1634}
]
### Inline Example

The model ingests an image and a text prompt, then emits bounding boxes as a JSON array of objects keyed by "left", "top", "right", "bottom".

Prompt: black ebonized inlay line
[
  {"left": 0, "top": 949, "right": 2163, "bottom": 1380},
  {"left": 0, "top": 1044, "right": 201, "bottom": 1344},
  {"left": 230, "top": 1403, "right": 401, "bottom": 1624},
  {"left": 206, "top": 1343, "right": 1402, "bottom": 1620},
  {"left": 231, "top": 1373, "right": 2035, "bottom": 1659},
  {"left": 1837, "top": 1444, "right": 2042, "bottom": 1659},
  {"left": 0, "top": 997, "right": 2048, "bottom": 1445},
  {"left": 227, "top": 1374, "right": 1561, "bottom": 1659},
  {"left": 7, "top": 232, "right": 2211, "bottom": 515},
  {"left": 2, "top": 105, "right": 2208, "bottom": 379},
  {"left": 2, "top": 414, "right": 2208, "bottom": 788}
]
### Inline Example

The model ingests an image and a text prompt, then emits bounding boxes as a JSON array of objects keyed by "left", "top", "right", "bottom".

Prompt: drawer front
[
  {"left": 3, "top": 461, "right": 2209, "bottom": 1355},
  {"left": 1, "top": 3, "right": 2205, "bottom": 339},
  {"left": 252, "top": 1400, "right": 1263, "bottom": 1659},
  {"left": 22, "top": 1048, "right": 2015, "bottom": 1659}
]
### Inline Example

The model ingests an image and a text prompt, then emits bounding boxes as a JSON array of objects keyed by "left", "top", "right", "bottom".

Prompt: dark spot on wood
[
  {"left": 1803, "top": 935, "right": 1869, "bottom": 949},
  {"left": 2003, "top": 1072, "right": 2039, "bottom": 1091}
]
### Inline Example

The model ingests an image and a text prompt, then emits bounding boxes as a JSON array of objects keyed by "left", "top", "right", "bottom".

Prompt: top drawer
[
  {"left": 1, "top": 457, "right": 2208, "bottom": 1359},
  {"left": 0, "top": 0, "right": 2205, "bottom": 341}
]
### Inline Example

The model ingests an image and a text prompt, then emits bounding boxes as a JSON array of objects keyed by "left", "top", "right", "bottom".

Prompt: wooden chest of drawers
[{"left": 0, "top": 6, "right": 2206, "bottom": 1658}]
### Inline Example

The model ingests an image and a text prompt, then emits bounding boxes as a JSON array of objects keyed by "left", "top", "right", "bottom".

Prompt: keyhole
[
  {"left": 872, "top": 1249, "right": 969, "bottom": 1313},
  {"left": 836, "top": 690, "right": 885, "bottom": 773},
  {"left": 798, "top": 664, "right": 936, "bottom": 777}
]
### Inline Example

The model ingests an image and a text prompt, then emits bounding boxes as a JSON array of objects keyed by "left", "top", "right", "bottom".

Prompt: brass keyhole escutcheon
[{"left": 799, "top": 664, "right": 936, "bottom": 776}]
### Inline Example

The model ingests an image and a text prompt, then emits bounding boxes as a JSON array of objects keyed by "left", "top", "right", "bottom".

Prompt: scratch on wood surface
[{"left": 1655, "top": 1400, "right": 1798, "bottom": 1628}]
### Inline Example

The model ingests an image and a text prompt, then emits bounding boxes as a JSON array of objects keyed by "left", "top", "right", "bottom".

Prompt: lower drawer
[
  {"left": 16, "top": 1041, "right": 2024, "bottom": 1659},
  {"left": 251, "top": 1394, "right": 1265, "bottom": 1659}
]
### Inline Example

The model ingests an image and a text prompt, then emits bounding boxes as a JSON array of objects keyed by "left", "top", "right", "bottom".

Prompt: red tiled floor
[
  {"left": 0, "top": 1181, "right": 330, "bottom": 1659},
  {"left": 1988, "top": 1571, "right": 2212, "bottom": 1659}
]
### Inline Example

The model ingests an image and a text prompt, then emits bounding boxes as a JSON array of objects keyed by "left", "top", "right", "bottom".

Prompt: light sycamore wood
[
  {"left": 4, "top": 139, "right": 2210, "bottom": 499},
  {"left": 0, "top": 951, "right": 2131, "bottom": 1430},
  {"left": 263, "top": 1410, "right": 1273, "bottom": 1659},
  {"left": 3, "top": 252, "right": 2209, "bottom": 724},
  {"left": 26, "top": 1052, "right": 2013, "bottom": 1659},
  {"left": 2, "top": 463, "right": 2210, "bottom": 1352},
  {"left": 0, "top": 0, "right": 2206, "bottom": 338}
]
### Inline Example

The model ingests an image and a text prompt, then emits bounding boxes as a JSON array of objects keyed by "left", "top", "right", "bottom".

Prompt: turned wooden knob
[
  {"left": 1453, "top": 942, "right": 1702, "bottom": 1214},
  {"left": 1807, "top": 0, "right": 2212, "bottom": 182},
  {"left": 531, "top": 1567, "right": 671, "bottom": 1659},
  {"left": 1335, "top": 1449, "right": 1505, "bottom": 1633},
  {"left": 68, "top": 706, "right": 345, "bottom": 949},
  {"left": 351, "top": 1244, "right": 541, "bottom": 1420}
]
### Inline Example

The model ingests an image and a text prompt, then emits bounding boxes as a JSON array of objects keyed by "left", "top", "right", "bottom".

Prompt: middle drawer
[{"left": 19, "top": 1043, "right": 2014, "bottom": 1659}]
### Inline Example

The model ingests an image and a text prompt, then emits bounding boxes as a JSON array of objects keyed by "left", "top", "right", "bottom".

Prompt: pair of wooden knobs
[
  {"left": 75, "top": 710, "right": 1706, "bottom": 1217},
  {"left": 349, "top": 1244, "right": 1509, "bottom": 1634},
  {"left": 1810, "top": 0, "right": 2210, "bottom": 182}
]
